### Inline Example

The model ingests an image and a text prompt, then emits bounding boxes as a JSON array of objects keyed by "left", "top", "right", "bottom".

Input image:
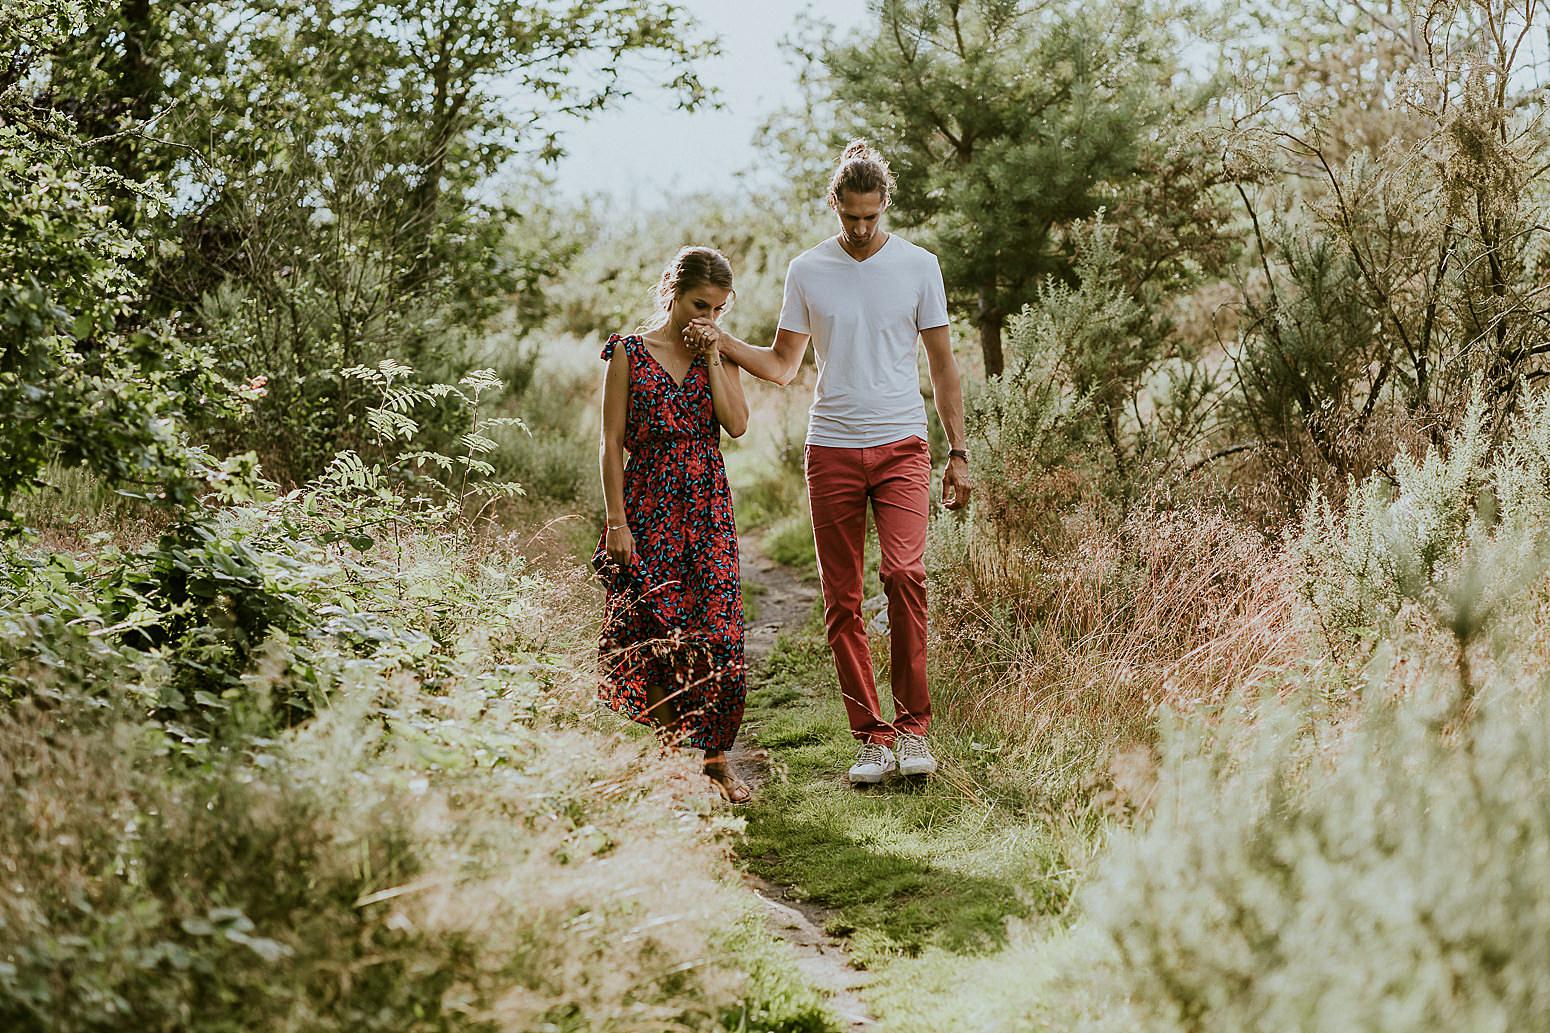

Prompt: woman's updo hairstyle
[
  {"left": 826, "top": 139, "right": 895, "bottom": 209},
  {"left": 642, "top": 245, "right": 735, "bottom": 330}
]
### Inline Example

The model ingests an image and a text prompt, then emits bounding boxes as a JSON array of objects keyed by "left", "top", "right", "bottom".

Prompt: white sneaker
[
  {"left": 896, "top": 732, "right": 937, "bottom": 777},
  {"left": 847, "top": 742, "right": 897, "bottom": 784}
]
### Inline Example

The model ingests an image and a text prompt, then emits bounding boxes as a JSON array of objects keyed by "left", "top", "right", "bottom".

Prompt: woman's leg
[
  {"left": 702, "top": 749, "right": 751, "bottom": 803},
  {"left": 642, "top": 677, "right": 682, "bottom": 747}
]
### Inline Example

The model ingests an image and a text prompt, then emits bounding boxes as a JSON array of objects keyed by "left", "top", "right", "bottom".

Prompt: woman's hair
[
  {"left": 826, "top": 139, "right": 895, "bottom": 209},
  {"left": 639, "top": 245, "right": 735, "bottom": 331}
]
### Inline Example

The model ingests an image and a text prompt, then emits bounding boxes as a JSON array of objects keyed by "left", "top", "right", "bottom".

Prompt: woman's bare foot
[{"left": 702, "top": 751, "right": 751, "bottom": 804}]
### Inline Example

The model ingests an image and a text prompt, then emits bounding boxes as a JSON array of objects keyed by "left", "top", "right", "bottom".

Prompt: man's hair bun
[
  {"left": 841, "top": 139, "right": 875, "bottom": 163},
  {"left": 828, "top": 139, "right": 894, "bottom": 208}
]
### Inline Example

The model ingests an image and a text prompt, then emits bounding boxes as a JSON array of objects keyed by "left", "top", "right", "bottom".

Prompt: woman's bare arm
[
  {"left": 706, "top": 349, "right": 749, "bottom": 437},
  {"left": 599, "top": 347, "right": 634, "bottom": 564}
]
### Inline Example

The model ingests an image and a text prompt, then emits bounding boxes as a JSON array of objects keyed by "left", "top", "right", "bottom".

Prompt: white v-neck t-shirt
[{"left": 776, "top": 234, "right": 950, "bottom": 448}]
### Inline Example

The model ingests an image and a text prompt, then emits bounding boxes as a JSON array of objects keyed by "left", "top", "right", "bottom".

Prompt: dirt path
[{"left": 733, "top": 538, "right": 878, "bottom": 1030}]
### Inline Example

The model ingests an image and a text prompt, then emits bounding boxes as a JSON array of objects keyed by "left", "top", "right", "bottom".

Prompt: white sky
[{"left": 547, "top": 0, "right": 872, "bottom": 205}]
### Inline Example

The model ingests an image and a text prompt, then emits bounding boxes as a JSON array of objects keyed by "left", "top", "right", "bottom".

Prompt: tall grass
[
  {"left": 0, "top": 477, "right": 831, "bottom": 1032},
  {"left": 884, "top": 393, "right": 1550, "bottom": 1030},
  {"left": 926, "top": 501, "right": 1305, "bottom": 812}
]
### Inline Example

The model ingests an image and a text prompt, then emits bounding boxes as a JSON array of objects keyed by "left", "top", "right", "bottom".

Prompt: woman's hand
[{"left": 605, "top": 524, "right": 635, "bottom": 567}]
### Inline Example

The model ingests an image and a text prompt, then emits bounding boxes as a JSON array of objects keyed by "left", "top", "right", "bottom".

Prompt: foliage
[
  {"left": 1081, "top": 660, "right": 1550, "bottom": 1032},
  {"left": 1224, "top": 0, "right": 1550, "bottom": 500},
  {"left": 0, "top": 528, "right": 774, "bottom": 1031},
  {"left": 3, "top": 359, "right": 534, "bottom": 731},
  {"left": 0, "top": 35, "right": 229, "bottom": 530},
  {"left": 817, "top": 0, "right": 1228, "bottom": 374},
  {"left": 22, "top": 0, "right": 711, "bottom": 478},
  {"left": 1294, "top": 393, "right": 1550, "bottom": 709}
]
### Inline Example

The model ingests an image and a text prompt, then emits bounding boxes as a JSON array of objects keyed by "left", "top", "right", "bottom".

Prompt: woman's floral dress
[{"left": 593, "top": 333, "right": 745, "bottom": 751}]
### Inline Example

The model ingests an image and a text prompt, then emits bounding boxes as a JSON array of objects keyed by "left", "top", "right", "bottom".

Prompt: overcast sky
[{"left": 546, "top": 0, "right": 872, "bottom": 205}]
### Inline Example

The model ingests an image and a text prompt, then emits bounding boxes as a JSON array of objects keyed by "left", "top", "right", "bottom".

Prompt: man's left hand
[{"left": 942, "top": 456, "right": 972, "bottom": 510}]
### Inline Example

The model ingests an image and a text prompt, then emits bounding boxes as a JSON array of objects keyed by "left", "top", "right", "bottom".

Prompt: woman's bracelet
[{"left": 606, "top": 520, "right": 628, "bottom": 530}]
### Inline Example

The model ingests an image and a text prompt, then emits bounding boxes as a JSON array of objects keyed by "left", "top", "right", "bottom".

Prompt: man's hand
[
  {"left": 942, "top": 456, "right": 972, "bottom": 510},
  {"left": 683, "top": 317, "right": 722, "bottom": 357}
]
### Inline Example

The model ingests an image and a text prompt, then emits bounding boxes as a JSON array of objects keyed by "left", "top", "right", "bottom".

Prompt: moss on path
[{"left": 732, "top": 541, "right": 1079, "bottom": 1030}]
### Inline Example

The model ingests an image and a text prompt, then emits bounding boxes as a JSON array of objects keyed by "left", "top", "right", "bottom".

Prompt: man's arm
[
  {"left": 921, "top": 324, "right": 972, "bottom": 510},
  {"left": 689, "top": 320, "right": 810, "bottom": 387}
]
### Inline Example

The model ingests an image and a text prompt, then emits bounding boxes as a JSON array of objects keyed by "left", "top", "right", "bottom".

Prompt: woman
[{"left": 594, "top": 245, "right": 752, "bottom": 803}]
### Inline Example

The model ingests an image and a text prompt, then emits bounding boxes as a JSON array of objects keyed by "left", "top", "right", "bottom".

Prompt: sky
[{"left": 547, "top": 0, "right": 872, "bottom": 205}]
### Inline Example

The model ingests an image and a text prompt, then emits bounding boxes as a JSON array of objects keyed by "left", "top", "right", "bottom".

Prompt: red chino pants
[{"left": 804, "top": 435, "right": 932, "bottom": 745}]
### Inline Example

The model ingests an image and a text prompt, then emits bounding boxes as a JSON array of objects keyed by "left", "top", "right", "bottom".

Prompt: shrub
[
  {"left": 1079, "top": 658, "right": 1550, "bottom": 1033},
  {"left": 1295, "top": 394, "right": 1550, "bottom": 684},
  {"left": 0, "top": 638, "right": 753, "bottom": 1032},
  {"left": 0, "top": 479, "right": 814, "bottom": 1029},
  {"left": 0, "top": 126, "right": 223, "bottom": 530}
]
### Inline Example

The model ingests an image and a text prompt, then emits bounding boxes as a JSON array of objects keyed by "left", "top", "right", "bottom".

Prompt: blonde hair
[
  {"left": 827, "top": 139, "right": 895, "bottom": 209},
  {"left": 638, "top": 245, "right": 735, "bottom": 332}
]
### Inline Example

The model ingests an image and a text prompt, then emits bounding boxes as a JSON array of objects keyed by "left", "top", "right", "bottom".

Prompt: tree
[
  {"left": 1224, "top": 0, "right": 1550, "bottom": 500},
  {"left": 820, "top": 0, "right": 1206, "bottom": 375},
  {"left": 0, "top": 2, "right": 221, "bottom": 529},
  {"left": 35, "top": 0, "right": 713, "bottom": 476}
]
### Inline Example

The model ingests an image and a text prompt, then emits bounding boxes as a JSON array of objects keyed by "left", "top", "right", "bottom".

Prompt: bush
[
  {"left": 0, "top": 125, "right": 223, "bottom": 530},
  {"left": 0, "top": 641, "right": 752, "bottom": 1032},
  {"left": 1295, "top": 395, "right": 1550, "bottom": 682},
  {"left": 0, "top": 483, "right": 817, "bottom": 1029},
  {"left": 1079, "top": 661, "right": 1550, "bottom": 1032}
]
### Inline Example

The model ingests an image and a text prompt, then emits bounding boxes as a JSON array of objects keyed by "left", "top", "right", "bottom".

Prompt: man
[{"left": 690, "top": 139, "right": 971, "bottom": 785}]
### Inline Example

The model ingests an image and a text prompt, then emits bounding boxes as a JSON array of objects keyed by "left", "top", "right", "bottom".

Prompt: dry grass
[
  {"left": 928, "top": 501, "right": 1308, "bottom": 808},
  {"left": 0, "top": 508, "right": 791, "bottom": 1032}
]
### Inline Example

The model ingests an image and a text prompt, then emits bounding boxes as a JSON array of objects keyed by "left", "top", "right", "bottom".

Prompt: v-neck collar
[
  {"left": 834, "top": 232, "right": 892, "bottom": 265},
  {"left": 636, "top": 335, "right": 698, "bottom": 389}
]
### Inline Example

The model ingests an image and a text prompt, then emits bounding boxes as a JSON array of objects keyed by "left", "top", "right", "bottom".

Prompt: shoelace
[
  {"left": 857, "top": 743, "right": 889, "bottom": 767},
  {"left": 897, "top": 735, "right": 930, "bottom": 761}
]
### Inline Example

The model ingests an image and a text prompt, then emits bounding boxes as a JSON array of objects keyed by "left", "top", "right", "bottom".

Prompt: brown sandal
[{"left": 703, "top": 757, "right": 752, "bottom": 804}]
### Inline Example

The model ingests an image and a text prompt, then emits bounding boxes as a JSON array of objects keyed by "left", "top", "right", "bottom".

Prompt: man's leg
[
  {"left": 869, "top": 436, "right": 932, "bottom": 736},
  {"left": 805, "top": 443, "right": 890, "bottom": 744}
]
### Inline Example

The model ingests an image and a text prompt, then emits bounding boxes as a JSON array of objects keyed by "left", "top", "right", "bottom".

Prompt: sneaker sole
[
  {"left": 847, "top": 766, "right": 898, "bottom": 785},
  {"left": 899, "top": 764, "right": 936, "bottom": 778}
]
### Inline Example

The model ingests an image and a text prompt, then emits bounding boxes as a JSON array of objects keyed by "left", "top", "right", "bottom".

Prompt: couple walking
[{"left": 593, "top": 140, "right": 972, "bottom": 803}]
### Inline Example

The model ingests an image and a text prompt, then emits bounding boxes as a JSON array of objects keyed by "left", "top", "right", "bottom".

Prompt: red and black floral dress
[{"left": 593, "top": 333, "right": 745, "bottom": 751}]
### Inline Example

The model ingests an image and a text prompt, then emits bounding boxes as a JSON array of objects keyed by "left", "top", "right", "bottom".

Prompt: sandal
[{"left": 703, "top": 756, "right": 753, "bottom": 804}]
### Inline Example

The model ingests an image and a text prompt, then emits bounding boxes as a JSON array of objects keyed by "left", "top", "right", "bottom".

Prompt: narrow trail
[{"left": 733, "top": 537, "right": 879, "bottom": 1030}]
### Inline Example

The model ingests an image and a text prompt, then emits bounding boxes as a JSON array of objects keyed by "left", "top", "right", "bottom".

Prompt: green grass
[
  {"left": 741, "top": 577, "right": 767, "bottom": 624},
  {"left": 718, "top": 916, "right": 841, "bottom": 1033},
  {"left": 737, "top": 626, "right": 1081, "bottom": 993},
  {"left": 762, "top": 512, "right": 818, "bottom": 579}
]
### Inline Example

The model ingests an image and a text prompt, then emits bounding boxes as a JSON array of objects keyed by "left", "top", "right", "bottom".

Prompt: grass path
[
  {"left": 732, "top": 536, "right": 1081, "bottom": 1031},
  {"left": 732, "top": 539, "right": 876, "bottom": 1029}
]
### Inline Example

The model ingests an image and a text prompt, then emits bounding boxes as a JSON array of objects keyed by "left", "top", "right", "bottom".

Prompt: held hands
[
  {"left": 605, "top": 523, "right": 634, "bottom": 567},
  {"left": 942, "top": 456, "right": 972, "bottom": 511},
  {"left": 682, "top": 317, "right": 722, "bottom": 358}
]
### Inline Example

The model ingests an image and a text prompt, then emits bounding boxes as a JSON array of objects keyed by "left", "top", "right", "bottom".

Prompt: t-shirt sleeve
[
  {"left": 917, "top": 255, "right": 950, "bottom": 331},
  {"left": 777, "top": 259, "right": 810, "bottom": 334}
]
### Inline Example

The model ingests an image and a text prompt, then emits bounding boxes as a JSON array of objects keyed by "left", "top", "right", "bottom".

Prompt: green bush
[
  {"left": 1295, "top": 394, "right": 1550, "bottom": 670},
  {"left": 1080, "top": 658, "right": 1550, "bottom": 1032},
  {"left": 0, "top": 623, "right": 753, "bottom": 1032},
  {"left": 1, "top": 486, "right": 812, "bottom": 1029},
  {"left": 1054, "top": 392, "right": 1550, "bottom": 1031},
  {"left": 0, "top": 125, "right": 223, "bottom": 530}
]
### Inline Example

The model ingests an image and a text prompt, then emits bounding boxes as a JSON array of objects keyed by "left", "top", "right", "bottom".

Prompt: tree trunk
[{"left": 977, "top": 285, "right": 1004, "bottom": 378}]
